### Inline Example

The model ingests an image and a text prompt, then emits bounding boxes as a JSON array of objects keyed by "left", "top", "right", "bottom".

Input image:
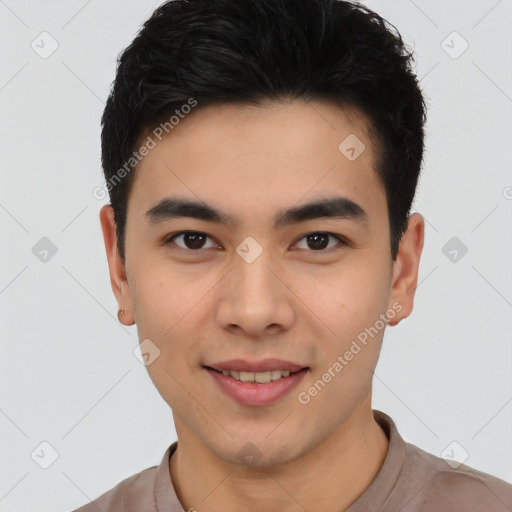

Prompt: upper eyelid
[{"left": 164, "top": 231, "right": 220, "bottom": 246}]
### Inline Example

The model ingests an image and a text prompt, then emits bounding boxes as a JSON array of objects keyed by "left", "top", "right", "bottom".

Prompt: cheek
[
  {"left": 300, "top": 260, "right": 389, "bottom": 333},
  {"left": 134, "top": 270, "right": 209, "bottom": 406},
  {"left": 302, "top": 263, "right": 391, "bottom": 392},
  {"left": 131, "top": 259, "right": 207, "bottom": 336}
]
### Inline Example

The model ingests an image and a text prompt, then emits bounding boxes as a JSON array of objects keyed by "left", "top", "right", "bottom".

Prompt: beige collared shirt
[{"left": 73, "top": 410, "right": 512, "bottom": 511}]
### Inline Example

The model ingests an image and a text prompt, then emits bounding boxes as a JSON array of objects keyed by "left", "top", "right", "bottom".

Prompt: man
[{"left": 75, "top": 0, "right": 512, "bottom": 510}]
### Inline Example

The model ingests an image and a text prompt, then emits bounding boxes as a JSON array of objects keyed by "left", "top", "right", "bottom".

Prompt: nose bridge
[
  {"left": 217, "top": 238, "right": 293, "bottom": 335},
  {"left": 234, "top": 239, "right": 279, "bottom": 307}
]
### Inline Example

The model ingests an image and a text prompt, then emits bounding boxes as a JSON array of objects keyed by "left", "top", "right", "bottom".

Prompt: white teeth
[
  {"left": 240, "top": 371, "right": 255, "bottom": 382},
  {"left": 220, "top": 369, "right": 293, "bottom": 382},
  {"left": 271, "top": 370, "right": 283, "bottom": 381},
  {"left": 255, "top": 371, "right": 271, "bottom": 383}
]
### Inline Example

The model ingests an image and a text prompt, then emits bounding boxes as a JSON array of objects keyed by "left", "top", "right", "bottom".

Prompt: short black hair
[{"left": 101, "top": 0, "right": 427, "bottom": 262}]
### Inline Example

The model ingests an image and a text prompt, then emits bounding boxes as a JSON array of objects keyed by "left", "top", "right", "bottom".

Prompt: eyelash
[{"left": 163, "top": 231, "right": 348, "bottom": 253}]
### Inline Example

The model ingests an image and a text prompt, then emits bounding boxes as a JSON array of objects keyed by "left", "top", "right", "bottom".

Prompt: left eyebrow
[
  {"left": 271, "top": 196, "right": 368, "bottom": 230},
  {"left": 145, "top": 195, "right": 369, "bottom": 230}
]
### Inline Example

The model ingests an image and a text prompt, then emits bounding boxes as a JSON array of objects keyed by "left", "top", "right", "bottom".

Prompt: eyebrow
[{"left": 145, "top": 195, "right": 368, "bottom": 231}]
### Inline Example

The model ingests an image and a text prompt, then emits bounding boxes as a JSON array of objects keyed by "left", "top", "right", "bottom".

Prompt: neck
[{"left": 169, "top": 397, "right": 389, "bottom": 512}]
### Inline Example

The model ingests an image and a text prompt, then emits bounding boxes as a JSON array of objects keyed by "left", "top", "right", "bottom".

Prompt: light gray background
[{"left": 1, "top": 1, "right": 511, "bottom": 511}]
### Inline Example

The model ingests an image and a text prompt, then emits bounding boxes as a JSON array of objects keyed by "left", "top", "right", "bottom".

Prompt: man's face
[{"left": 103, "top": 100, "right": 415, "bottom": 467}]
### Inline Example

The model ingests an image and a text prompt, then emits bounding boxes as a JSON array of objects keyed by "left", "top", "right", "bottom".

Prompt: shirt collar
[
  {"left": 154, "top": 409, "right": 406, "bottom": 512},
  {"left": 346, "top": 409, "right": 406, "bottom": 511}
]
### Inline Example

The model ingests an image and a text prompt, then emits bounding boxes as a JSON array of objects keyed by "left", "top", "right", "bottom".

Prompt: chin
[{"left": 214, "top": 435, "right": 305, "bottom": 469}]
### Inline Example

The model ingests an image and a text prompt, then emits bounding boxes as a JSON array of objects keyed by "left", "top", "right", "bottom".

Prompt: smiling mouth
[{"left": 203, "top": 365, "right": 309, "bottom": 384}]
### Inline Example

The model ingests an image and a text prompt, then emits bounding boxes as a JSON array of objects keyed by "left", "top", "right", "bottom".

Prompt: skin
[{"left": 100, "top": 99, "right": 424, "bottom": 512}]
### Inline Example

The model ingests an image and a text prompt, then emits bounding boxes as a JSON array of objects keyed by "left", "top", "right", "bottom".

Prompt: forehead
[{"left": 128, "top": 100, "right": 386, "bottom": 227}]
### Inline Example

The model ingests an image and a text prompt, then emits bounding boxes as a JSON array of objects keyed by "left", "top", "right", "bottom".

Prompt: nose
[{"left": 216, "top": 250, "right": 295, "bottom": 339}]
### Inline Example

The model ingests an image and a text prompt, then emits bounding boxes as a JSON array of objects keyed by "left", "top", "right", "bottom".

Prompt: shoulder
[
  {"left": 398, "top": 441, "right": 512, "bottom": 511},
  {"left": 73, "top": 464, "right": 159, "bottom": 512}
]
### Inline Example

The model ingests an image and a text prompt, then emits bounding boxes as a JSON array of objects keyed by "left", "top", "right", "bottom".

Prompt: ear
[
  {"left": 387, "top": 213, "right": 425, "bottom": 325},
  {"left": 99, "top": 205, "right": 135, "bottom": 326}
]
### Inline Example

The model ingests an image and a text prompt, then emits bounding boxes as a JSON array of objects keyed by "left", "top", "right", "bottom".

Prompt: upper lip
[{"left": 204, "top": 358, "right": 309, "bottom": 373}]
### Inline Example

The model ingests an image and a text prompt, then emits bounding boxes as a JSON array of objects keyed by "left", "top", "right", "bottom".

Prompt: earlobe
[
  {"left": 117, "top": 307, "right": 134, "bottom": 326},
  {"left": 99, "top": 205, "right": 135, "bottom": 326},
  {"left": 387, "top": 213, "right": 425, "bottom": 325}
]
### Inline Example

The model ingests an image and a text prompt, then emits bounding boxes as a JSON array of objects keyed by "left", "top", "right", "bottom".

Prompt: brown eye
[
  {"left": 165, "top": 231, "right": 217, "bottom": 251},
  {"left": 294, "top": 232, "right": 346, "bottom": 252}
]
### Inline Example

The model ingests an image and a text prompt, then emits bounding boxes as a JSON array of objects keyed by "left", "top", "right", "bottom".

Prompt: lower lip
[{"left": 204, "top": 367, "right": 309, "bottom": 406}]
